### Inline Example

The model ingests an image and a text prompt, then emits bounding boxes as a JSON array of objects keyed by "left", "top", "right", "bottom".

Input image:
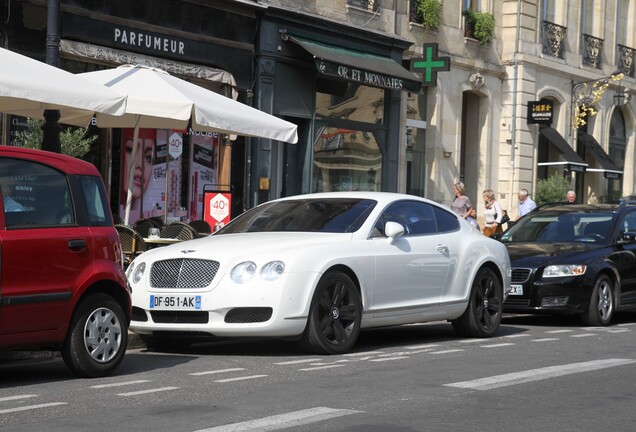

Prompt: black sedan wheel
[
  {"left": 298, "top": 271, "right": 362, "bottom": 355},
  {"left": 62, "top": 294, "right": 127, "bottom": 378},
  {"left": 581, "top": 274, "right": 614, "bottom": 326},
  {"left": 452, "top": 267, "right": 502, "bottom": 337}
]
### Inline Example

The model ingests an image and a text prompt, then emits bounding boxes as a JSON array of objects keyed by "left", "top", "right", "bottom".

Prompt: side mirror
[
  {"left": 617, "top": 231, "right": 636, "bottom": 245},
  {"left": 384, "top": 221, "right": 404, "bottom": 243}
]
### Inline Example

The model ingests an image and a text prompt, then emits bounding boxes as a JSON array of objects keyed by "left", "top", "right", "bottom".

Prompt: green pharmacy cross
[{"left": 410, "top": 43, "right": 450, "bottom": 87}]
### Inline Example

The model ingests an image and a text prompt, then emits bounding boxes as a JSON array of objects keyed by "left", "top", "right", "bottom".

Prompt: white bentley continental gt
[{"left": 127, "top": 192, "right": 511, "bottom": 354}]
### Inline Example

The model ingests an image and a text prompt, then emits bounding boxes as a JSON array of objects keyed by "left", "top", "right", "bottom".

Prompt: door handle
[
  {"left": 68, "top": 239, "right": 86, "bottom": 251},
  {"left": 436, "top": 244, "right": 449, "bottom": 254}
]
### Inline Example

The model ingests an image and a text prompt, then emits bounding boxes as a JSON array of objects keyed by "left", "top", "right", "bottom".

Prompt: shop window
[
  {"left": 316, "top": 84, "right": 385, "bottom": 125},
  {"left": 312, "top": 127, "right": 381, "bottom": 193}
]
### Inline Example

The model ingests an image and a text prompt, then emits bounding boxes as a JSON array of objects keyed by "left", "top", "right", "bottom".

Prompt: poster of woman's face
[{"left": 120, "top": 129, "right": 157, "bottom": 223}]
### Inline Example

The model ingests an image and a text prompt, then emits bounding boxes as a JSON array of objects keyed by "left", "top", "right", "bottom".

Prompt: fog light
[{"left": 541, "top": 296, "right": 569, "bottom": 307}]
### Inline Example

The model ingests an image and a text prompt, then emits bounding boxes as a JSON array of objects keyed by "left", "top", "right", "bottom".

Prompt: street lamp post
[{"left": 42, "top": 0, "right": 61, "bottom": 153}]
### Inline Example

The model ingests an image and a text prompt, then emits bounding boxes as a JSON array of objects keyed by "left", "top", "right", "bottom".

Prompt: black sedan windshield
[
  {"left": 216, "top": 198, "right": 377, "bottom": 234},
  {"left": 500, "top": 211, "right": 615, "bottom": 244}
]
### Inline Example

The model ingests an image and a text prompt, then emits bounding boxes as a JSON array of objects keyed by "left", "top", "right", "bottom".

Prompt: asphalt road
[{"left": 1, "top": 313, "right": 635, "bottom": 431}]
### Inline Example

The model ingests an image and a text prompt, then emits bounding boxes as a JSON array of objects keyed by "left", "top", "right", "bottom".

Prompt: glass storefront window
[
  {"left": 313, "top": 82, "right": 385, "bottom": 193},
  {"left": 316, "top": 83, "right": 385, "bottom": 125},
  {"left": 312, "top": 127, "right": 382, "bottom": 192}
]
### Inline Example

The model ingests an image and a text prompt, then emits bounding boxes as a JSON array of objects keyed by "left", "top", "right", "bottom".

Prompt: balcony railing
[
  {"left": 617, "top": 44, "right": 635, "bottom": 78},
  {"left": 347, "top": 0, "right": 380, "bottom": 12},
  {"left": 542, "top": 21, "right": 567, "bottom": 59},
  {"left": 582, "top": 34, "right": 603, "bottom": 69}
]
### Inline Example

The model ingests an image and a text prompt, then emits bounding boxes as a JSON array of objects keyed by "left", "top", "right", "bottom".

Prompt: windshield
[
  {"left": 216, "top": 198, "right": 377, "bottom": 234},
  {"left": 500, "top": 211, "right": 615, "bottom": 244}
]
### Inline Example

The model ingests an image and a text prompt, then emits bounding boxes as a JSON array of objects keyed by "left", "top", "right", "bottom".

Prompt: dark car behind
[{"left": 499, "top": 203, "right": 636, "bottom": 325}]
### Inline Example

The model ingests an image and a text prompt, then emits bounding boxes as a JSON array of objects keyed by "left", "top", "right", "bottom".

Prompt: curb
[{"left": 1, "top": 332, "right": 146, "bottom": 364}]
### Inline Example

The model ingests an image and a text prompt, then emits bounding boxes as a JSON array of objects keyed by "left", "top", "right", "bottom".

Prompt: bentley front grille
[{"left": 150, "top": 258, "right": 219, "bottom": 288}]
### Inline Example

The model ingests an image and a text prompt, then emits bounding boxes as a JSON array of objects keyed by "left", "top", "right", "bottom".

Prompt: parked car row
[{"left": 2, "top": 147, "right": 634, "bottom": 378}]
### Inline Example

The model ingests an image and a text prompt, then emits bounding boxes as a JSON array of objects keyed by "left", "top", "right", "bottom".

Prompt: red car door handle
[{"left": 68, "top": 239, "right": 87, "bottom": 250}]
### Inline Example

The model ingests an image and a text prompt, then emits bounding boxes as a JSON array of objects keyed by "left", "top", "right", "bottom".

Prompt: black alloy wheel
[
  {"left": 452, "top": 267, "right": 503, "bottom": 337},
  {"left": 298, "top": 271, "right": 362, "bottom": 355}
]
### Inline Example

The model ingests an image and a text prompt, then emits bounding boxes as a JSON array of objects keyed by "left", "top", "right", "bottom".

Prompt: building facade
[{"left": 1, "top": 0, "right": 635, "bottom": 225}]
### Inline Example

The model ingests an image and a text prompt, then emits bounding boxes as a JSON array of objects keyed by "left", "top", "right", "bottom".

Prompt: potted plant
[
  {"left": 416, "top": 0, "right": 442, "bottom": 31},
  {"left": 464, "top": 10, "right": 495, "bottom": 45}
]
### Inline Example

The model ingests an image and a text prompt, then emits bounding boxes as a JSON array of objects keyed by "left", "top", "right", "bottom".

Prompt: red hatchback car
[{"left": 0, "top": 147, "right": 130, "bottom": 377}]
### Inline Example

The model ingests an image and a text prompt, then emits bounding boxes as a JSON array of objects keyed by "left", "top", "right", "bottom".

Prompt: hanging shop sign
[{"left": 527, "top": 100, "right": 554, "bottom": 125}]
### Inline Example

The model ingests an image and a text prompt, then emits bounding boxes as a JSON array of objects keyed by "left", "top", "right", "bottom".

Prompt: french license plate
[
  {"left": 149, "top": 295, "right": 201, "bottom": 310},
  {"left": 509, "top": 284, "right": 523, "bottom": 295}
]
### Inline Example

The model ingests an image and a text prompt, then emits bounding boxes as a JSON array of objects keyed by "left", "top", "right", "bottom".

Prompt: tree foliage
[
  {"left": 535, "top": 173, "right": 572, "bottom": 206},
  {"left": 12, "top": 118, "right": 96, "bottom": 158},
  {"left": 417, "top": 0, "right": 442, "bottom": 31}
]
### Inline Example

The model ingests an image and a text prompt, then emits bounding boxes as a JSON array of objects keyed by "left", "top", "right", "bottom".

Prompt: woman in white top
[{"left": 482, "top": 189, "right": 503, "bottom": 237}]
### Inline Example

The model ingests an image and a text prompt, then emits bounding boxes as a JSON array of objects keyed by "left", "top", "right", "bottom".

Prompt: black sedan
[{"left": 499, "top": 203, "right": 636, "bottom": 325}]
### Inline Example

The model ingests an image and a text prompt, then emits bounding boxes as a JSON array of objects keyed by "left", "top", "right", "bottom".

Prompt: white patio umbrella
[
  {"left": 78, "top": 64, "right": 298, "bottom": 224},
  {"left": 0, "top": 47, "right": 126, "bottom": 131}
]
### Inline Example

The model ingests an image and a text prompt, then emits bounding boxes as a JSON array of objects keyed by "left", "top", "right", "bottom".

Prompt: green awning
[{"left": 289, "top": 36, "right": 421, "bottom": 92}]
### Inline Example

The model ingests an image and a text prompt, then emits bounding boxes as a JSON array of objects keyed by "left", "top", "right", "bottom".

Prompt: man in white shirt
[{"left": 517, "top": 189, "right": 536, "bottom": 219}]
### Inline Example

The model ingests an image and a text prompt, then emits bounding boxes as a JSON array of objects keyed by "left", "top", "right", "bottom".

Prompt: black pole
[{"left": 42, "top": 0, "right": 61, "bottom": 153}]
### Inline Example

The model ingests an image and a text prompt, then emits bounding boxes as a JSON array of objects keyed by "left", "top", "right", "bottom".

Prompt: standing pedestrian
[
  {"left": 517, "top": 188, "right": 536, "bottom": 219},
  {"left": 451, "top": 181, "right": 478, "bottom": 229},
  {"left": 482, "top": 189, "right": 504, "bottom": 237}
]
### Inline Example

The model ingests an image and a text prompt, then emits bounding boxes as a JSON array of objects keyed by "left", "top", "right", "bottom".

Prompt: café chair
[
  {"left": 160, "top": 222, "right": 197, "bottom": 241},
  {"left": 188, "top": 219, "right": 212, "bottom": 237},
  {"left": 115, "top": 224, "right": 148, "bottom": 268}
]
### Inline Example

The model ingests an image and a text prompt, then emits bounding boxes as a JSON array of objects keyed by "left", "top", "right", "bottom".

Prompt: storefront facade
[
  {"left": 0, "top": 0, "right": 259, "bottom": 223},
  {"left": 249, "top": 6, "right": 420, "bottom": 207}
]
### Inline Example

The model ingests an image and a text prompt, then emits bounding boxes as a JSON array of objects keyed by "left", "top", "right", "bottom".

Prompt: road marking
[
  {"left": 0, "top": 402, "right": 67, "bottom": 414},
  {"left": 370, "top": 356, "right": 410, "bottom": 362},
  {"left": 192, "top": 406, "right": 363, "bottom": 431},
  {"left": 0, "top": 394, "right": 37, "bottom": 402},
  {"left": 546, "top": 330, "right": 573, "bottom": 333},
  {"left": 531, "top": 338, "right": 559, "bottom": 342},
  {"left": 618, "top": 323, "right": 636, "bottom": 326},
  {"left": 503, "top": 334, "right": 530, "bottom": 338},
  {"left": 117, "top": 387, "right": 179, "bottom": 396},
  {"left": 190, "top": 368, "right": 245, "bottom": 376},
  {"left": 343, "top": 350, "right": 385, "bottom": 356},
  {"left": 458, "top": 339, "right": 483, "bottom": 344},
  {"left": 406, "top": 344, "right": 440, "bottom": 349},
  {"left": 571, "top": 333, "right": 596, "bottom": 338},
  {"left": 445, "top": 358, "right": 636, "bottom": 391},
  {"left": 90, "top": 380, "right": 150, "bottom": 388},
  {"left": 430, "top": 349, "right": 464, "bottom": 354},
  {"left": 480, "top": 343, "right": 515, "bottom": 348},
  {"left": 215, "top": 375, "right": 268, "bottom": 383},
  {"left": 274, "top": 359, "right": 321, "bottom": 365},
  {"left": 298, "top": 365, "right": 345, "bottom": 371}
]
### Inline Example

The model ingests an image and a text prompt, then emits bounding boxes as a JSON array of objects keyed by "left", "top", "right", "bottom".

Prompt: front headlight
[
  {"left": 231, "top": 261, "right": 257, "bottom": 284},
  {"left": 132, "top": 262, "right": 146, "bottom": 284},
  {"left": 543, "top": 264, "right": 587, "bottom": 278},
  {"left": 261, "top": 261, "right": 285, "bottom": 281}
]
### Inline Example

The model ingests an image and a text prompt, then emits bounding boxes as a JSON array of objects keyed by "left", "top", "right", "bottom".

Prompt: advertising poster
[
  {"left": 119, "top": 128, "right": 157, "bottom": 225},
  {"left": 203, "top": 191, "right": 232, "bottom": 231},
  {"left": 189, "top": 131, "right": 218, "bottom": 220}
]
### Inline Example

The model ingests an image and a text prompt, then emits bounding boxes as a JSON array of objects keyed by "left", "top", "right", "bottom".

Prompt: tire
[
  {"left": 298, "top": 271, "right": 362, "bottom": 355},
  {"left": 580, "top": 274, "right": 614, "bottom": 326},
  {"left": 62, "top": 293, "right": 128, "bottom": 378},
  {"left": 452, "top": 267, "right": 503, "bottom": 338}
]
